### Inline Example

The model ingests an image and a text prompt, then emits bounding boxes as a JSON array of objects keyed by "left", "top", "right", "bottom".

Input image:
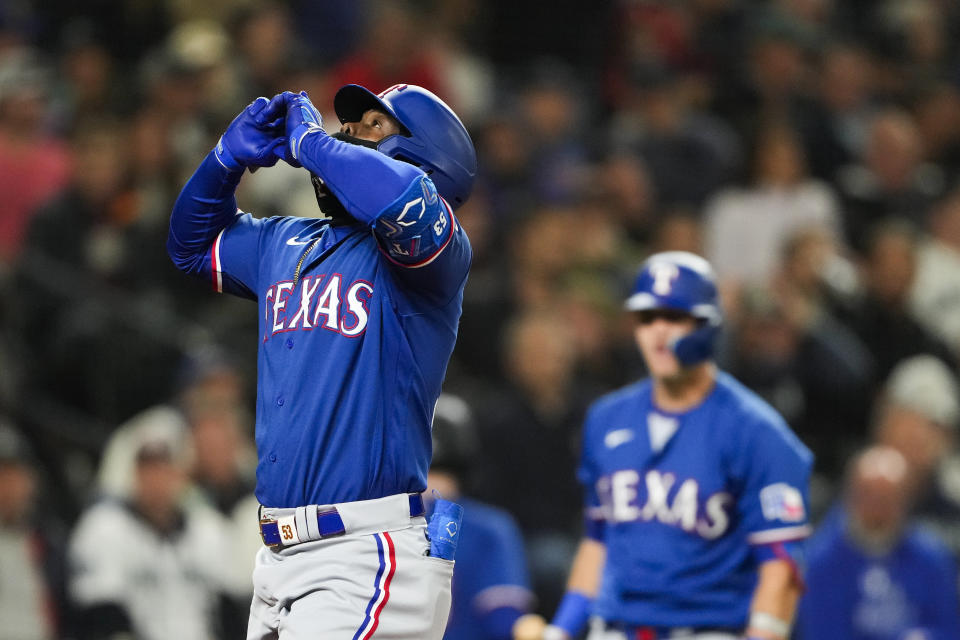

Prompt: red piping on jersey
[{"left": 211, "top": 229, "right": 225, "bottom": 293}]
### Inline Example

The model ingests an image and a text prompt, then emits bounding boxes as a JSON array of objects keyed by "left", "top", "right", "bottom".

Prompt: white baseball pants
[{"left": 247, "top": 500, "right": 452, "bottom": 639}]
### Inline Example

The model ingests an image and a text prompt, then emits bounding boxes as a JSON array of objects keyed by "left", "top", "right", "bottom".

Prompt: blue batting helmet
[
  {"left": 334, "top": 83, "right": 477, "bottom": 209},
  {"left": 624, "top": 251, "right": 722, "bottom": 366}
]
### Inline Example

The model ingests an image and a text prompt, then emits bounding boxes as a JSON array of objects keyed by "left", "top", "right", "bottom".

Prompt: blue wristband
[{"left": 550, "top": 591, "right": 592, "bottom": 637}]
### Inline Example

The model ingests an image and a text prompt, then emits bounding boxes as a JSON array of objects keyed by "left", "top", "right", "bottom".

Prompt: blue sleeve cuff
[
  {"left": 584, "top": 514, "right": 606, "bottom": 542},
  {"left": 550, "top": 591, "right": 593, "bottom": 637}
]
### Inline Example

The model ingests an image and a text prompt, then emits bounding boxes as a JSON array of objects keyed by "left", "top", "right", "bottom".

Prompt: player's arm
[
  {"left": 283, "top": 92, "right": 471, "bottom": 299},
  {"left": 736, "top": 415, "right": 815, "bottom": 640},
  {"left": 513, "top": 538, "right": 606, "bottom": 640},
  {"left": 744, "top": 558, "right": 803, "bottom": 640},
  {"left": 167, "top": 96, "right": 286, "bottom": 297}
]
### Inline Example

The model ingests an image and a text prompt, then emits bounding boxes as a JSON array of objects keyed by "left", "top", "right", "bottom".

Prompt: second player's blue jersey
[
  {"left": 579, "top": 371, "right": 813, "bottom": 629},
  {"left": 169, "top": 142, "right": 471, "bottom": 508}
]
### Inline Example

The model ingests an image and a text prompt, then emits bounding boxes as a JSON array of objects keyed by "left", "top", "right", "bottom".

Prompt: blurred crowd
[{"left": 3, "top": 0, "right": 960, "bottom": 638}]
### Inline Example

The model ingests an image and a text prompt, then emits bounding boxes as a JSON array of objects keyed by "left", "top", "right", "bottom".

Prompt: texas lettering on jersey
[
  {"left": 596, "top": 469, "right": 733, "bottom": 540},
  {"left": 263, "top": 274, "right": 373, "bottom": 342}
]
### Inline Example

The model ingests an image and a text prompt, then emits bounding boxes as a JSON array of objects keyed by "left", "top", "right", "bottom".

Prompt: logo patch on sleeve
[{"left": 759, "top": 483, "right": 806, "bottom": 523}]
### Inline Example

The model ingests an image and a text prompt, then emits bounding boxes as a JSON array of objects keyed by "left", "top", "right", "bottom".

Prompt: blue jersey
[
  {"left": 579, "top": 371, "right": 813, "bottom": 629},
  {"left": 168, "top": 133, "right": 471, "bottom": 508},
  {"left": 439, "top": 497, "right": 533, "bottom": 640},
  {"left": 798, "top": 509, "right": 960, "bottom": 640}
]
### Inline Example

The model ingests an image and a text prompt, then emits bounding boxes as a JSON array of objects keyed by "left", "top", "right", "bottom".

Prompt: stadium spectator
[
  {"left": 0, "top": 48, "right": 70, "bottom": 264},
  {"left": 725, "top": 285, "right": 873, "bottom": 488},
  {"left": 703, "top": 121, "right": 841, "bottom": 291},
  {"left": 0, "top": 423, "right": 67, "bottom": 640},
  {"left": 610, "top": 62, "right": 740, "bottom": 210},
  {"left": 797, "top": 445, "right": 960, "bottom": 640},
  {"left": 15, "top": 118, "right": 184, "bottom": 426},
  {"left": 93, "top": 348, "right": 258, "bottom": 638},
  {"left": 68, "top": 414, "right": 233, "bottom": 640},
  {"left": 911, "top": 81, "right": 960, "bottom": 177},
  {"left": 909, "top": 188, "right": 960, "bottom": 357},
  {"left": 179, "top": 351, "right": 259, "bottom": 640},
  {"left": 836, "top": 220, "right": 956, "bottom": 382},
  {"left": 875, "top": 354, "right": 960, "bottom": 556},
  {"left": 800, "top": 41, "right": 879, "bottom": 182},
  {"left": 472, "top": 310, "right": 588, "bottom": 615},
  {"left": 836, "top": 109, "right": 946, "bottom": 252}
]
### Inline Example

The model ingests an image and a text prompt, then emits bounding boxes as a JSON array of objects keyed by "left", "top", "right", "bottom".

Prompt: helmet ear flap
[{"left": 670, "top": 321, "right": 720, "bottom": 367}]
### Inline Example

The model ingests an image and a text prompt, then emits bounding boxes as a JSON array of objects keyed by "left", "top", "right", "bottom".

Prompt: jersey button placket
[{"left": 276, "top": 395, "right": 284, "bottom": 407}]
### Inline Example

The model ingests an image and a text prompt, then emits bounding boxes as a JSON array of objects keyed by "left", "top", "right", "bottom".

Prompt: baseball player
[
  {"left": 427, "top": 393, "right": 536, "bottom": 640},
  {"left": 167, "top": 84, "right": 476, "bottom": 639},
  {"left": 514, "top": 252, "right": 814, "bottom": 640}
]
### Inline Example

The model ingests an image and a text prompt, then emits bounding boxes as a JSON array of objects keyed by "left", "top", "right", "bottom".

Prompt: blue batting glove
[
  {"left": 214, "top": 94, "right": 288, "bottom": 172},
  {"left": 281, "top": 91, "right": 324, "bottom": 167}
]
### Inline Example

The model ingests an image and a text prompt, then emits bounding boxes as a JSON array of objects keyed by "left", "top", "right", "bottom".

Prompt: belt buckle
[{"left": 259, "top": 516, "right": 283, "bottom": 550}]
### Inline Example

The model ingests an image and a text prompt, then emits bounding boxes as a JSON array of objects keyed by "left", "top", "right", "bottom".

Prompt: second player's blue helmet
[
  {"left": 625, "top": 251, "right": 722, "bottom": 366},
  {"left": 334, "top": 83, "right": 477, "bottom": 210}
]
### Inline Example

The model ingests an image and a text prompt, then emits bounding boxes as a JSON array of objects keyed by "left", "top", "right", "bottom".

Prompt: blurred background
[{"left": 2, "top": 0, "right": 960, "bottom": 638}]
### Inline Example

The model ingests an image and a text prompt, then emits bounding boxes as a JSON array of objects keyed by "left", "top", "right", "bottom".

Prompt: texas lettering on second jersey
[{"left": 579, "top": 372, "right": 813, "bottom": 629}]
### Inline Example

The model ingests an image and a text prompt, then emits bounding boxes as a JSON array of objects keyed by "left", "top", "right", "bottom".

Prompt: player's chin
[
  {"left": 648, "top": 356, "right": 684, "bottom": 380},
  {"left": 643, "top": 348, "right": 678, "bottom": 376}
]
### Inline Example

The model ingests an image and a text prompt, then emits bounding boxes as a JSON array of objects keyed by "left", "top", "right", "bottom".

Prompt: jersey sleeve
[
  {"left": 205, "top": 213, "right": 266, "bottom": 298},
  {"left": 733, "top": 414, "right": 814, "bottom": 555},
  {"left": 296, "top": 130, "right": 424, "bottom": 227},
  {"left": 374, "top": 179, "right": 472, "bottom": 304},
  {"left": 295, "top": 132, "right": 472, "bottom": 302},
  {"left": 167, "top": 151, "right": 265, "bottom": 299}
]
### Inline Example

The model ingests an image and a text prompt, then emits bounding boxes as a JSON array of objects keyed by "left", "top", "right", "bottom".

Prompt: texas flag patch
[{"left": 759, "top": 483, "right": 806, "bottom": 523}]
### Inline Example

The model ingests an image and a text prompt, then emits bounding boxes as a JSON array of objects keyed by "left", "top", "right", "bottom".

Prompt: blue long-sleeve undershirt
[
  {"left": 295, "top": 129, "right": 425, "bottom": 226},
  {"left": 167, "top": 132, "right": 428, "bottom": 277}
]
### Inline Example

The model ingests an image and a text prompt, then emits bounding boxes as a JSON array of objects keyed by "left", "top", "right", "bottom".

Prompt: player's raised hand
[
  {"left": 214, "top": 94, "right": 289, "bottom": 172},
  {"left": 278, "top": 90, "right": 325, "bottom": 168}
]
